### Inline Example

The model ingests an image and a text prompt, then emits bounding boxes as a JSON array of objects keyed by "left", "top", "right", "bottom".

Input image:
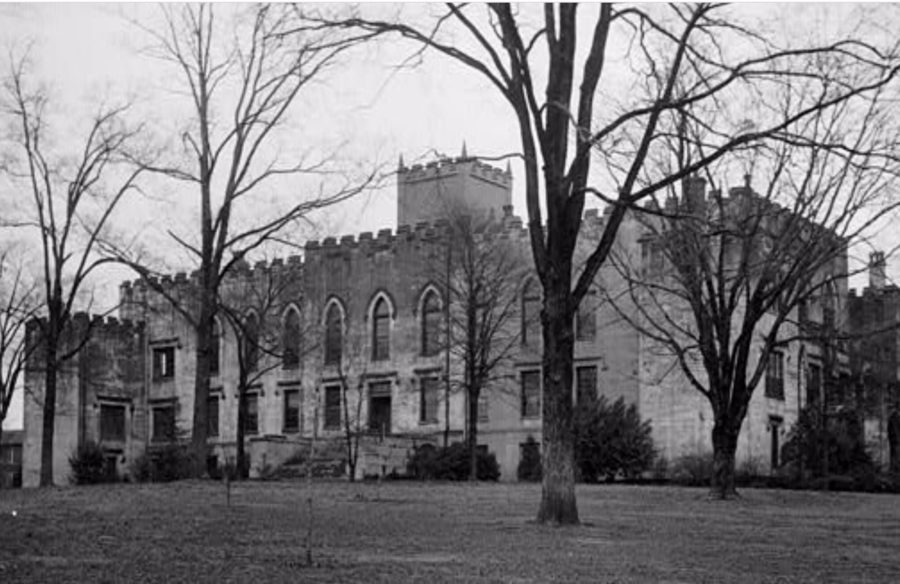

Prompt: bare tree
[
  {"left": 296, "top": 2, "right": 900, "bottom": 522},
  {"left": 113, "top": 4, "right": 379, "bottom": 475},
  {"left": 330, "top": 324, "right": 369, "bottom": 482},
  {"left": 0, "top": 251, "right": 38, "bottom": 453},
  {"left": 1, "top": 56, "right": 145, "bottom": 486},
  {"left": 607, "top": 76, "right": 900, "bottom": 497},
  {"left": 439, "top": 212, "right": 526, "bottom": 481}
]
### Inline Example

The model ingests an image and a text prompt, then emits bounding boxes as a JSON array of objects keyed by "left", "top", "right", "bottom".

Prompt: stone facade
[{"left": 23, "top": 154, "right": 861, "bottom": 484}]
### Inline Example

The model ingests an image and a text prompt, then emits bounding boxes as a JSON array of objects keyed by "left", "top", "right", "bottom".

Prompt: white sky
[{"left": 2, "top": 3, "right": 900, "bottom": 429}]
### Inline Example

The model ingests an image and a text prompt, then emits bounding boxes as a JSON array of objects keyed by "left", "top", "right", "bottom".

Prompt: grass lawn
[{"left": 1, "top": 480, "right": 899, "bottom": 583}]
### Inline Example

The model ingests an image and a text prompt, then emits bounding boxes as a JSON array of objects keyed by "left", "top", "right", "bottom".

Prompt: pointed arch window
[
  {"left": 283, "top": 307, "right": 301, "bottom": 369},
  {"left": 372, "top": 297, "right": 391, "bottom": 361},
  {"left": 421, "top": 289, "right": 442, "bottom": 356},
  {"left": 324, "top": 302, "right": 343, "bottom": 366},
  {"left": 242, "top": 312, "right": 260, "bottom": 372},
  {"left": 522, "top": 279, "right": 541, "bottom": 346}
]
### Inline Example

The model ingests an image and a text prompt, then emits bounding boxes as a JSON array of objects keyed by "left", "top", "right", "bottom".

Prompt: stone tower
[{"left": 396, "top": 143, "right": 513, "bottom": 227}]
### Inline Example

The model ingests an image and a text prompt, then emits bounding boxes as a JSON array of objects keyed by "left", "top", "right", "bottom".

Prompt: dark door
[{"left": 369, "top": 381, "right": 392, "bottom": 436}]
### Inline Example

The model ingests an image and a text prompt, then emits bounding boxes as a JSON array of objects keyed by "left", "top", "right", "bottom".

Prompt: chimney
[
  {"left": 869, "top": 251, "right": 886, "bottom": 290},
  {"left": 683, "top": 175, "right": 707, "bottom": 214}
]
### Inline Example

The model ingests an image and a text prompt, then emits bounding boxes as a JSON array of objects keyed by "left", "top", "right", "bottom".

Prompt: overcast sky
[{"left": 3, "top": 3, "right": 899, "bottom": 429}]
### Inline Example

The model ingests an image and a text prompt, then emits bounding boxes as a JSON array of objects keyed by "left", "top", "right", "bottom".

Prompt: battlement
[
  {"left": 398, "top": 156, "right": 512, "bottom": 189},
  {"left": 26, "top": 313, "right": 144, "bottom": 350}
]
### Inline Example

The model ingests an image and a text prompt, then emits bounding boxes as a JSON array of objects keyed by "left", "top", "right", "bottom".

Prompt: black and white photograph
[{"left": 1, "top": 2, "right": 899, "bottom": 582}]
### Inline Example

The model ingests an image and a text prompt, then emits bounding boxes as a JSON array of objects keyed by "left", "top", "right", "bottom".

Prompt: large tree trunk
[
  {"left": 536, "top": 284, "right": 579, "bottom": 525},
  {"left": 710, "top": 418, "right": 740, "bottom": 499},
  {"left": 39, "top": 335, "right": 58, "bottom": 487},
  {"left": 236, "top": 380, "right": 248, "bottom": 480},
  {"left": 191, "top": 291, "right": 214, "bottom": 478},
  {"left": 469, "top": 388, "right": 479, "bottom": 481}
]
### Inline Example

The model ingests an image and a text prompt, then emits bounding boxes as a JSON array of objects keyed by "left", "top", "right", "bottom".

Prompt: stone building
[{"left": 22, "top": 152, "right": 856, "bottom": 485}]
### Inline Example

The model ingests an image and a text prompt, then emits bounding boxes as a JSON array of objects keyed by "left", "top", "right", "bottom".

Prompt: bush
[
  {"left": 574, "top": 395, "right": 656, "bottom": 482},
  {"left": 669, "top": 451, "right": 714, "bottom": 486},
  {"left": 517, "top": 435, "right": 542, "bottom": 482},
  {"left": 130, "top": 443, "right": 194, "bottom": 483},
  {"left": 406, "top": 442, "right": 500, "bottom": 481},
  {"left": 70, "top": 441, "right": 112, "bottom": 485},
  {"left": 781, "top": 407, "right": 874, "bottom": 482}
]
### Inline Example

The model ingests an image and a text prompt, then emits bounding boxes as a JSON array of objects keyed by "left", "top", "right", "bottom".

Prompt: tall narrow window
[
  {"left": 243, "top": 313, "right": 260, "bottom": 372},
  {"left": 769, "top": 416, "right": 783, "bottom": 471},
  {"left": 575, "top": 292, "right": 597, "bottom": 341},
  {"left": 522, "top": 280, "right": 541, "bottom": 346},
  {"left": 324, "top": 385, "right": 341, "bottom": 429},
  {"left": 207, "top": 395, "right": 219, "bottom": 438},
  {"left": 283, "top": 389, "right": 301, "bottom": 433},
  {"left": 324, "top": 302, "right": 343, "bottom": 365},
  {"left": 372, "top": 297, "right": 390, "bottom": 361},
  {"left": 576, "top": 365, "right": 598, "bottom": 405},
  {"left": 152, "top": 405, "right": 175, "bottom": 443},
  {"left": 210, "top": 320, "right": 220, "bottom": 375},
  {"left": 419, "top": 376, "right": 439, "bottom": 423},
  {"left": 807, "top": 363, "right": 822, "bottom": 407},
  {"left": 244, "top": 394, "right": 259, "bottom": 436},
  {"left": 765, "top": 352, "right": 785, "bottom": 400},
  {"left": 283, "top": 308, "right": 301, "bottom": 369},
  {"left": 152, "top": 346, "right": 175, "bottom": 381},
  {"left": 521, "top": 370, "right": 541, "bottom": 418},
  {"left": 421, "top": 290, "right": 442, "bottom": 356}
]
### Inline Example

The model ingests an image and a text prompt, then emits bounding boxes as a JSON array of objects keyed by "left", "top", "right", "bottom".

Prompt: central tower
[{"left": 396, "top": 144, "right": 513, "bottom": 227}]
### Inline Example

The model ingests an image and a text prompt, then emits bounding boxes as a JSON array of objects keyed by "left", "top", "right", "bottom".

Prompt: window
[
  {"left": 324, "top": 385, "right": 341, "bottom": 430},
  {"left": 152, "top": 346, "right": 175, "bottom": 381},
  {"left": 765, "top": 352, "right": 785, "bottom": 400},
  {"left": 575, "top": 292, "right": 597, "bottom": 341},
  {"left": 478, "top": 392, "right": 489, "bottom": 423},
  {"left": 576, "top": 365, "right": 597, "bottom": 405},
  {"left": 522, "top": 280, "right": 541, "bottom": 346},
  {"left": 207, "top": 395, "right": 219, "bottom": 438},
  {"left": 372, "top": 297, "right": 391, "bottom": 361},
  {"left": 152, "top": 405, "right": 175, "bottom": 443},
  {"left": 521, "top": 370, "right": 541, "bottom": 418},
  {"left": 807, "top": 363, "right": 821, "bottom": 407},
  {"left": 100, "top": 404, "right": 126, "bottom": 442},
  {"left": 419, "top": 376, "right": 439, "bottom": 423},
  {"left": 244, "top": 394, "right": 259, "bottom": 436},
  {"left": 284, "top": 389, "right": 301, "bottom": 433},
  {"left": 283, "top": 308, "right": 301, "bottom": 369},
  {"left": 324, "top": 302, "right": 343, "bottom": 365},
  {"left": 243, "top": 313, "right": 260, "bottom": 372},
  {"left": 210, "top": 319, "right": 220, "bottom": 375},
  {"left": 421, "top": 290, "right": 442, "bottom": 356},
  {"left": 769, "top": 416, "right": 783, "bottom": 471}
]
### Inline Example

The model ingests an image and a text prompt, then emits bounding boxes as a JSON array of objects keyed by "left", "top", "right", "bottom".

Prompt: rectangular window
[
  {"left": 419, "top": 376, "right": 439, "bottom": 424},
  {"left": 100, "top": 404, "right": 126, "bottom": 442},
  {"left": 576, "top": 365, "right": 598, "bottom": 405},
  {"left": 152, "top": 346, "right": 176, "bottom": 381},
  {"left": 207, "top": 396, "right": 219, "bottom": 438},
  {"left": 765, "top": 352, "right": 785, "bottom": 400},
  {"left": 769, "top": 416, "right": 783, "bottom": 471},
  {"left": 478, "top": 392, "right": 489, "bottom": 423},
  {"left": 521, "top": 370, "right": 541, "bottom": 419},
  {"left": 152, "top": 405, "right": 175, "bottom": 442},
  {"left": 244, "top": 394, "right": 259, "bottom": 436},
  {"left": 284, "top": 389, "right": 301, "bottom": 433},
  {"left": 807, "top": 363, "right": 821, "bottom": 407},
  {"left": 575, "top": 294, "right": 597, "bottom": 341},
  {"left": 324, "top": 385, "right": 341, "bottom": 430}
]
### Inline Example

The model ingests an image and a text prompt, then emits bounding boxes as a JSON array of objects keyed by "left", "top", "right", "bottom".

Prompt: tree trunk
[
  {"left": 236, "top": 378, "right": 248, "bottom": 479},
  {"left": 191, "top": 297, "right": 214, "bottom": 478},
  {"left": 39, "top": 336, "right": 58, "bottom": 487},
  {"left": 469, "top": 388, "right": 479, "bottom": 481},
  {"left": 536, "top": 285, "right": 579, "bottom": 525},
  {"left": 710, "top": 419, "right": 739, "bottom": 499}
]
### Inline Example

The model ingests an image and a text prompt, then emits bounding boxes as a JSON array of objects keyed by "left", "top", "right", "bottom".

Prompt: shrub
[
  {"left": 69, "top": 441, "right": 111, "bottom": 485},
  {"left": 574, "top": 395, "right": 656, "bottom": 482},
  {"left": 517, "top": 435, "right": 542, "bottom": 482},
  {"left": 781, "top": 407, "right": 874, "bottom": 483},
  {"left": 129, "top": 443, "right": 194, "bottom": 483},
  {"left": 406, "top": 442, "right": 500, "bottom": 481},
  {"left": 669, "top": 451, "right": 714, "bottom": 486}
]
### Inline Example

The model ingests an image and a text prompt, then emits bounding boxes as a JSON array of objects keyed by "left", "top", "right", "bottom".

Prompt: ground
[{"left": 0, "top": 481, "right": 898, "bottom": 583}]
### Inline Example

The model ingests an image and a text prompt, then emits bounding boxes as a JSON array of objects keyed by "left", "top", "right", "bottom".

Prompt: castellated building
[{"left": 22, "top": 153, "right": 871, "bottom": 486}]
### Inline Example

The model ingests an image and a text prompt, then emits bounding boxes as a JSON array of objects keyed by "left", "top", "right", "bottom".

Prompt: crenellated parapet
[{"left": 398, "top": 156, "right": 512, "bottom": 189}]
